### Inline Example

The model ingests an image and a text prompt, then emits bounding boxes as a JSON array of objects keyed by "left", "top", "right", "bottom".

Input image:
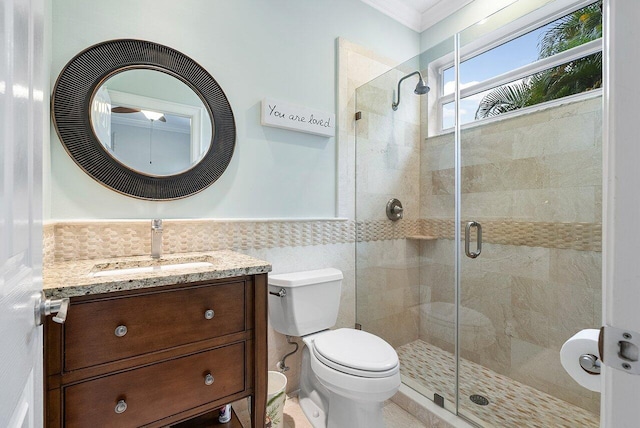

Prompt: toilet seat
[{"left": 311, "top": 328, "right": 399, "bottom": 378}]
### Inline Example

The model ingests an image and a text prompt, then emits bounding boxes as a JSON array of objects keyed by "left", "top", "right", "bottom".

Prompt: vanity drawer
[
  {"left": 64, "top": 342, "right": 246, "bottom": 428},
  {"left": 64, "top": 281, "right": 246, "bottom": 371}
]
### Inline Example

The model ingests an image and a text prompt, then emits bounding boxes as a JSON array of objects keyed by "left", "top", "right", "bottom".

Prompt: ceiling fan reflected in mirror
[{"left": 111, "top": 106, "right": 166, "bottom": 122}]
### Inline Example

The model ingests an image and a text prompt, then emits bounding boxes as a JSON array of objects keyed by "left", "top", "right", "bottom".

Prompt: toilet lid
[{"left": 312, "top": 329, "right": 399, "bottom": 378}]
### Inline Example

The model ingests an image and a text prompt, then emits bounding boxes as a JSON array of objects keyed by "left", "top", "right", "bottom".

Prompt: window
[{"left": 434, "top": 0, "right": 602, "bottom": 132}]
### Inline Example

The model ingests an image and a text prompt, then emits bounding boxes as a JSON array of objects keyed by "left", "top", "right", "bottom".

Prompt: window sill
[{"left": 430, "top": 88, "right": 602, "bottom": 139}]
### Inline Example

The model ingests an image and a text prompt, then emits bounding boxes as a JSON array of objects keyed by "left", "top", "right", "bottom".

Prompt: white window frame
[{"left": 427, "top": 0, "right": 602, "bottom": 136}]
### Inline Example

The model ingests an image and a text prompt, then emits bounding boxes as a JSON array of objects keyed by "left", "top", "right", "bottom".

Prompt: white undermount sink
[{"left": 89, "top": 259, "right": 215, "bottom": 277}]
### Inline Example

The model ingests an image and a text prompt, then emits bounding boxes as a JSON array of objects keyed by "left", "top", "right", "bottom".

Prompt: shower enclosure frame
[{"left": 354, "top": 0, "right": 606, "bottom": 426}]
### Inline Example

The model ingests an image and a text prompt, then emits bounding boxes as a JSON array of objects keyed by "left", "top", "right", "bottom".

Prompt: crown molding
[
  {"left": 361, "top": 0, "right": 423, "bottom": 32},
  {"left": 361, "top": 0, "right": 474, "bottom": 32},
  {"left": 421, "top": 0, "right": 473, "bottom": 31}
]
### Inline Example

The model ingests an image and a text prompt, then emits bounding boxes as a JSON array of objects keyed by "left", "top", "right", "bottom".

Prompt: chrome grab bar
[{"left": 465, "top": 221, "right": 482, "bottom": 259}]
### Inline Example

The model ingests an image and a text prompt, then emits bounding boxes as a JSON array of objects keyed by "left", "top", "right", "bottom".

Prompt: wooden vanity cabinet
[{"left": 44, "top": 274, "right": 268, "bottom": 428}]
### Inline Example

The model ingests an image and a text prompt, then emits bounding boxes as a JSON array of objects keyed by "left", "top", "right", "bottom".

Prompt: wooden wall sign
[{"left": 261, "top": 98, "right": 335, "bottom": 137}]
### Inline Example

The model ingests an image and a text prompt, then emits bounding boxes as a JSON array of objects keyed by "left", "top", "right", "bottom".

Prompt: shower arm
[{"left": 392, "top": 71, "right": 422, "bottom": 111}]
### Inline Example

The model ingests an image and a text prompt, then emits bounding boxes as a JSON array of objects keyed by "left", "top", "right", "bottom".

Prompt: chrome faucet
[{"left": 151, "top": 219, "right": 163, "bottom": 259}]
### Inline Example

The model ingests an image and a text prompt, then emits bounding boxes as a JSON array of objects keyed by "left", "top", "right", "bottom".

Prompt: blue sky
[
  {"left": 441, "top": 22, "right": 554, "bottom": 128},
  {"left": 460, "top": 23, "right": 553, "bottom": 84}
]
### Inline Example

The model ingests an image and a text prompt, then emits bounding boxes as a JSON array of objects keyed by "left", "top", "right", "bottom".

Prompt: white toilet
[{"left": 268, "top": 268, "right": 400, "bottom": 428}]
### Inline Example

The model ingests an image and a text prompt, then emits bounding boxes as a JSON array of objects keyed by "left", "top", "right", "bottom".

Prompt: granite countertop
[{"left": 43, "top": 250, "right": 272, "bottom": 299}]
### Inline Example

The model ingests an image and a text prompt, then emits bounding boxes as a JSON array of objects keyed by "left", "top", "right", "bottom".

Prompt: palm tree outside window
[
  {"left": 475, "top": 2, "right": 602, "bottom": 119},
  {"left": 435, "top": 0, "right": 602, "bottom": 131}
]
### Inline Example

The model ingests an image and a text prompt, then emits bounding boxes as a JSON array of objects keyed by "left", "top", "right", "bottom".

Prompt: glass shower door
[{"left": 456, "top": 2, "right": 602, "bottom": 426}]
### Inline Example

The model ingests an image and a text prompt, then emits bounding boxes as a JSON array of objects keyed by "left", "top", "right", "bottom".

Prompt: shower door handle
[{"left": 465, "top": 221, "right": 482, "bottom": 259}]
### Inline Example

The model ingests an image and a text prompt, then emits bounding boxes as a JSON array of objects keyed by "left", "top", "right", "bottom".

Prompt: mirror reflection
[{"left": 91, "top": 69, "right": 213, "bottom": 176}]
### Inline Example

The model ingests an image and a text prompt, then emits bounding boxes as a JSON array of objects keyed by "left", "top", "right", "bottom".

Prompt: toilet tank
[{"left": 268, "top": 268, "right": 343, "bottom": 337}]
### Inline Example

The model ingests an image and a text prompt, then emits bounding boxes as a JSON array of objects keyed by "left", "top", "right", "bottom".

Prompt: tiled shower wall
[
  {"left": 352, "top": 70, "right": 601, "bottom": 415},
  {"left": 419, "top": 96, "right": 602, "bottom": 414},
  {"left": 325, "top": 44, "right": 599, "bottom": 419}
]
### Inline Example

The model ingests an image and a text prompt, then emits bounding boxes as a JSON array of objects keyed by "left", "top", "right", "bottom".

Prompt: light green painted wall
[
  {"left": 49, "top": 0, "right": 419, "bottom": 220},
  {"left": 419, "top": 0, "right": 554, "bottom": 50}
]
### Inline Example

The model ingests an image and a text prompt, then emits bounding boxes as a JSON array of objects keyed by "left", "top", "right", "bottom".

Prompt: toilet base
[
  {"left": 298, "top": 376, "right": 385, "bottom": 428},
  {"left": 299, "top": 395, "right": 326, "bottom": 428},
  {"left": 299, "top": 345, "right": 330, "bottom": 428},
  {"left": 299, "top": 342, "right": 393, "bottom": 428},
  {"left": 326, "top": 395, "right": 386, "bottom": 428}
]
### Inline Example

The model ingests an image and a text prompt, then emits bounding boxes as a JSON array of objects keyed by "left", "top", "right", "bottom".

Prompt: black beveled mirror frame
[{"left": 52, "top": 39, "right": 236, "bottom": 200}]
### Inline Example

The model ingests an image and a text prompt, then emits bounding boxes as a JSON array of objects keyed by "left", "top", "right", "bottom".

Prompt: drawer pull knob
[
  {"left": 115, "top": 399, "right": 127, "bottom": 414},
  {"left": 204, "top": 309, "right": 215, "bottom": 320},
  {"left": 204, "top": 373, "right": 214, "bottom": 385},
  {"left": 114, "top": 325, "right": 128, "bottom": 337}
]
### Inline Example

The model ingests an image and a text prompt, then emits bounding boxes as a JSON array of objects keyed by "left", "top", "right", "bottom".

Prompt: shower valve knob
[{"left": 386, "top": 198, "right": 404, "bottom": 221}]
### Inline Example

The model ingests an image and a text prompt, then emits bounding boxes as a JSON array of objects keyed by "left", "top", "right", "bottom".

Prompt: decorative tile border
[
  {"left": 43, "top": 225, "right": 55, "bottom": 264},
  {"left": 43, "top": 216, "right": 601, "bottom": 265},
  {"left": 44, "top": 220, "right": 356, "bottom": 264},
  {"left": 355, "top": 219, "right": 421, "bottom": 242},
  {"left": 421, "top": 219, "right": 602, "bottom": 252}
]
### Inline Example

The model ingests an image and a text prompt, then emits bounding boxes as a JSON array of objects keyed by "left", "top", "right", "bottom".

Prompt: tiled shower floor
[{"left": 396, "top": 340, "right": 599, "bottom": 428}]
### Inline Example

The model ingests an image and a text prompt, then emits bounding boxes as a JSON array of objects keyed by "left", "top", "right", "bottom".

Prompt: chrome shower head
[
  {"left": 414, "top": 76, "right": 430, "bottom": 95},
  {"left": 392, "top": 71, "right": 430, "bottom": 111}
]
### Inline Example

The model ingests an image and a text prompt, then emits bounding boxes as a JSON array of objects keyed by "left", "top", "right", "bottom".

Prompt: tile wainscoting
[{"left": 44, "top": 217, "right": 600, "bottom": 265}]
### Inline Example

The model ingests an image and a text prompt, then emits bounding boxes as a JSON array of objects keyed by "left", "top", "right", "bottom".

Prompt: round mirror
[
  {"left": 52, "top": 39, "right": 236, "bottom": 200},
  {"left": 91, "top": 69, "right": 213, "bottom": 177}
]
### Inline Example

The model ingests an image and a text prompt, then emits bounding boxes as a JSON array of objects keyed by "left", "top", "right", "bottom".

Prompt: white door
[
  {"left": 602, "top": 1, "right": 640, "bottom": 427},
  {"left": 0, "top": 0, "right": 45, "bottom": 426}
]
